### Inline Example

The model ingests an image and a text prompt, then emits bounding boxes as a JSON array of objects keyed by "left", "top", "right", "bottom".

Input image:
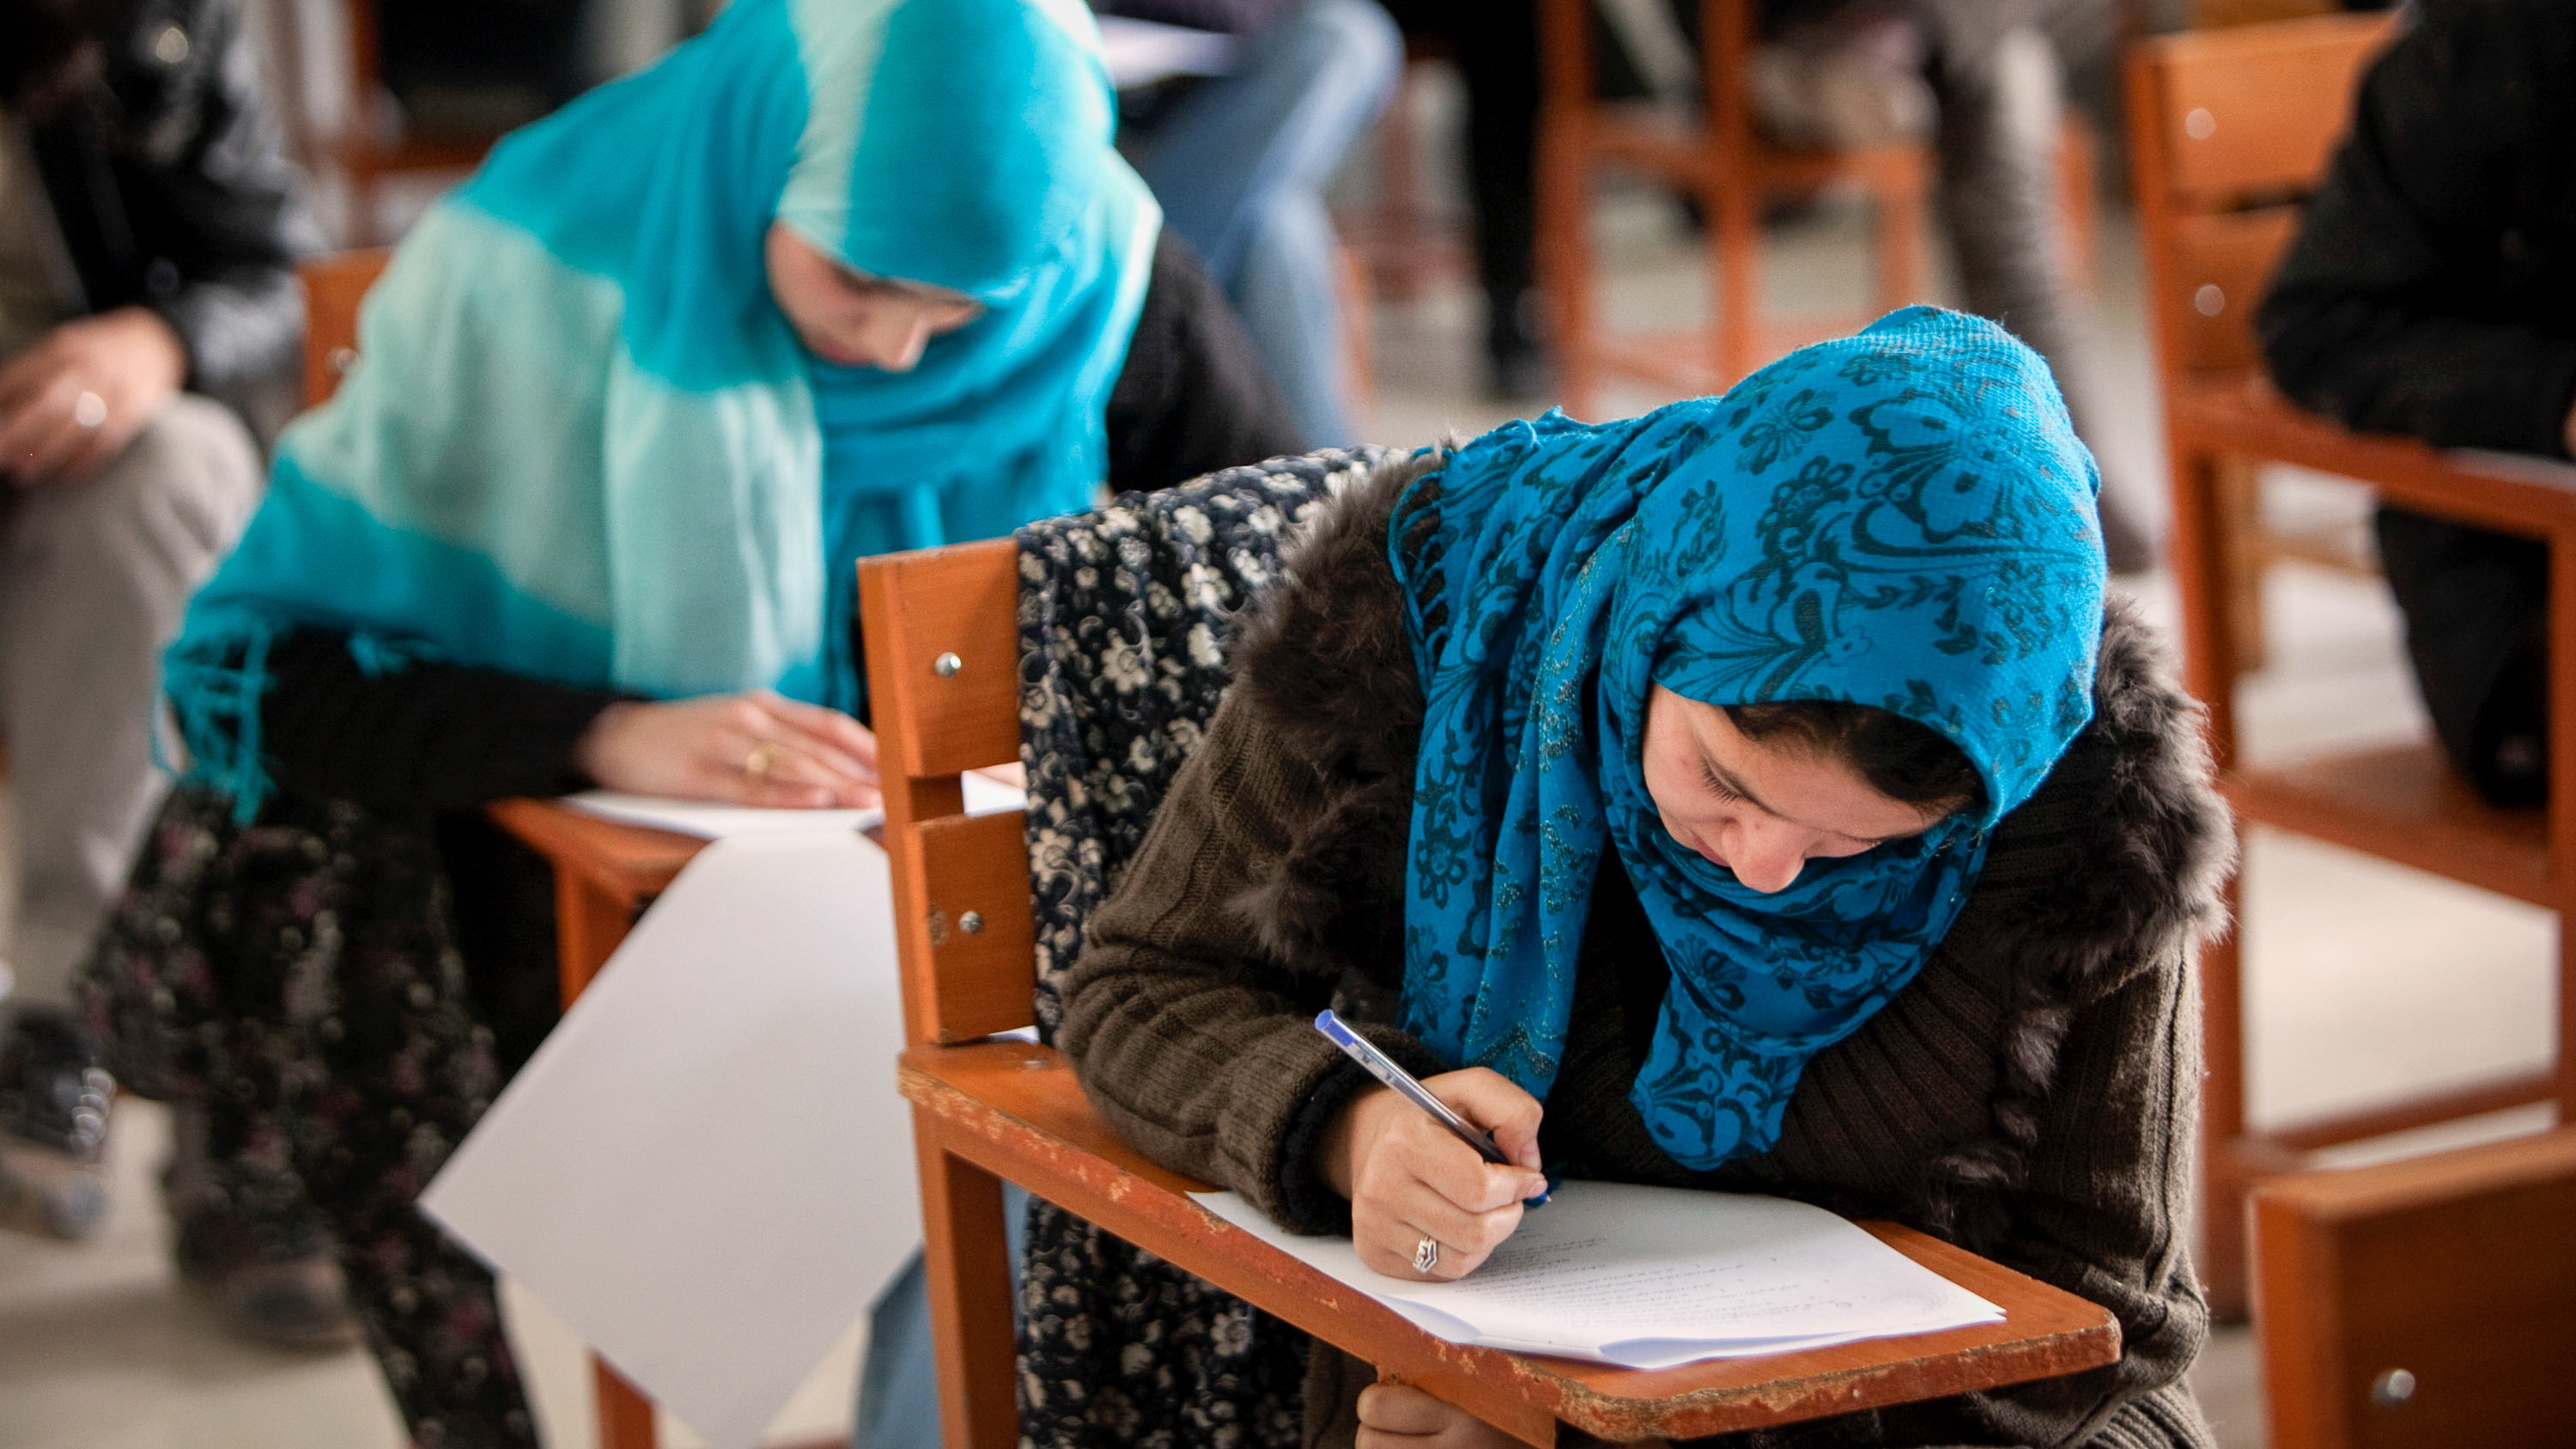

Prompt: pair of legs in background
[
  {"left": 1121, "top": 0, "right": 1402, "bottom": 447},
  {"left": 0, "top": 394, "right": 258, "bottom": 1236},
  {"left": 1374, "top": 0, "right": 2155, "bottom": 568}
]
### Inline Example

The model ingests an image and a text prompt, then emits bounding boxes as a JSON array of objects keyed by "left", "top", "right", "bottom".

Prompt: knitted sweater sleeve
[
  {"left": 1866, "top": 947, "right": 2215, "bottom": 1449},
  {"left": 1054, "top": 683, "right": 1446, "bottom": 1235}
]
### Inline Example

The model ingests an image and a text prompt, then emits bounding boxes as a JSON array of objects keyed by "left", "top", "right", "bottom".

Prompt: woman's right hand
[
  {"left": 1319, "top": 1067, "right": 1548, "bottom": 1282},
  {"left": 573, "top": 689, "right": 881, "bottom": 808}
]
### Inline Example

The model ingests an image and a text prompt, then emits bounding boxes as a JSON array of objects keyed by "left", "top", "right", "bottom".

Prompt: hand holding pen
[{"left": 1313, "top": 1010, "right": 1551, "bottom": 1282}]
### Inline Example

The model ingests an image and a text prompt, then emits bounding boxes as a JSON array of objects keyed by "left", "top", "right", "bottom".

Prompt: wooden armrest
[
  {"left": 2172, "top": 375, "right": 2576, "bottom": 538},
  {"left": 901, "top": 1040, "right": 2120, "bottom": 1446},
  {"left": 486, "top": 798, "right": 708, "bottom": 1003},
  {"left": 487, "top": 798, "right": 704, "bottom": 903}
]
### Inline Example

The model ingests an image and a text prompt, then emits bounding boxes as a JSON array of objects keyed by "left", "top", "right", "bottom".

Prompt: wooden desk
[
  {"left": 904, "top": 1038, "right": 2123, "bottom": 1447},
  {"left": 488, "top": 798, "right": 704, "bottom": 1001}
]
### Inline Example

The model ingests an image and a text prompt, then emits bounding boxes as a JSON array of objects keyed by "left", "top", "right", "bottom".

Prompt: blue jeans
[{"left": 1121, "top": 0, "right": 1401, "bottom": 447}]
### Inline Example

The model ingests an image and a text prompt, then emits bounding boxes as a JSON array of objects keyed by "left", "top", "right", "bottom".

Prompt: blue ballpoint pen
[{"left": 1313, "top": 1009, "right": 1544, "bottom": 1197}]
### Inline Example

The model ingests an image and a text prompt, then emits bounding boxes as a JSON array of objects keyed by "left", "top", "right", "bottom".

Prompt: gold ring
[
  {"left": 742, "top": 741, "right": 779, "bottom": 783},
  {"left": 1412, "top": 1236, "right": 1440, "bottom": 1274}
]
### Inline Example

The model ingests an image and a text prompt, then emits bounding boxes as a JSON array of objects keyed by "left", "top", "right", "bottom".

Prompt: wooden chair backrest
[
  {"left": 855, "top": 539, "right": 1038, "bottom": 1047},
  {"left": 2251, "top": 1129, "right": 2576, "bottom": 1449},
  {"left": 299, "top": 247, "right": 393, "bottom": 405},
  {"left": 2127, "top": 13, "right": 2396, "bottom": 377}
]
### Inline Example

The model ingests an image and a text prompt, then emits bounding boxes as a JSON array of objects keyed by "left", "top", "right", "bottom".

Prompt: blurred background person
[
  {"left": 80, "top": 0, "right": 1298, "bottom": 1442},
  {"left": 2260, "top": 0, "right": 2573, "bottom": 808},
  {"left": 1378, "top": 0, "right": 2151, "bottom": 569},
  {"left": 0, "top": 0, "right": 313, "bottom": 1259},
  {"left": 1103, "top": 0, "right": 1401, "bottom": 447}
]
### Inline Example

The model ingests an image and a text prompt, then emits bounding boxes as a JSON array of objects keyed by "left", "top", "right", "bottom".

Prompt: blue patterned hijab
[
  {"left": 1388, "top": 307, "right": 2106, "bottom": 1171},
  {"left": 167, "top": 0, "right": 1156, "bottom": 818}
]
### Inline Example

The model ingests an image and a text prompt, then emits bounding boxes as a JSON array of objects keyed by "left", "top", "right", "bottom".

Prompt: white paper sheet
[
  {"left": 422, "top": 832, "right": 921, "bottom": 1449},
  {"left": 1097, "top": 15, "right": 1241, "bottom": 88},
  {"left": 564, "top": 770, "right": 1024, "bottom": 839},
  {"left": 1194, "top": 1181, "right": 2001, "bottom": 1369}
]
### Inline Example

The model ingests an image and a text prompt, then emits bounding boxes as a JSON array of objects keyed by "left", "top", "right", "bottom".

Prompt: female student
[
  {"left": 83, "top": 0, "right": 1297, "bottom": 1443},
  {"left": 1041, "top": 307, "right": 2229, "bottom": 1447}
]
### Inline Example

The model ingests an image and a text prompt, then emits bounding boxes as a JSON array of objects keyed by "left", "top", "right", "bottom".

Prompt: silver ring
[
  {"left": 1412, "top": 1235, "right": 1440, "bottom": 1274},
  {"left": 73, "top": 391, "right": 107, "bottom": 429}
]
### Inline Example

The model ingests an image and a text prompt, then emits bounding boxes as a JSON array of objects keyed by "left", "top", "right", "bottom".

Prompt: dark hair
[
  {"left": 1, "top": 0, "right": 125, "bottom": 112},
  {"left": 1722, "top": 699, "right": 1986, "bottom": 819}
]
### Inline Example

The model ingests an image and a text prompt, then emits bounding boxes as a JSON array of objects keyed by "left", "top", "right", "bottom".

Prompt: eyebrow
[{"left": 1700, "top": 752, "right": 1918, "bottom": 847}]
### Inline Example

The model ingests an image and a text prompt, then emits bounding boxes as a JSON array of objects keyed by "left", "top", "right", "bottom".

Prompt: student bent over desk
[{"left": 1024, "top": 307, "right": 2233, "bottom": 1448}]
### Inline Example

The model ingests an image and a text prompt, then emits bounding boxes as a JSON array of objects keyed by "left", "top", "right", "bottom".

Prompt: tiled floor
[{"left": 3, "top": 138, "right": 2562, "bottom": 1449}]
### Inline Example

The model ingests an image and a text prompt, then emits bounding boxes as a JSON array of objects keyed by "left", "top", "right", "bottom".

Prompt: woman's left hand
[
  {"left": 1357, "top": 1385, "right": 1671, "bottom": 1449},
  {"left": 573, "top": 688, "right": 881, "bottom": 807},
  {"left": 0, "top": 308, "right": 186, "bottom": 486}
]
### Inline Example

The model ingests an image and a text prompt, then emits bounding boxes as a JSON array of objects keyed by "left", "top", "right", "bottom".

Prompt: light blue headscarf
[
  {"left": 1388, "top": 307, "right": 2106, "bottom": 1171},
  {"left": 167, "top": 0, "right": 1157, "bottom": 819}
]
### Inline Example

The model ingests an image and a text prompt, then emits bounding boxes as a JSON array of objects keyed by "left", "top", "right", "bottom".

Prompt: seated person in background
[
  {"left": 80, "top": 0, "right": 1298, "bottom": 1443},
  {"left": 1384, "top": 0, "right": 2155, "bottom": 569},
  {"left": 0, "top": 0, "right": 310, "bottom": 1251},
  {"left": 2259, "top": 0, "right": 2575, "bottom": 808},
  {"left": 1031, "top": 307, "right": 2229, "bottom": 1448},
  {"left": 1103, "top": 0, "right": 1401, "bottom": 447}
]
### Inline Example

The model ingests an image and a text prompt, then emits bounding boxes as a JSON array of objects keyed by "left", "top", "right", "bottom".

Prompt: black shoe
[
  {"left": 0, "top": 1006, "right": 113, "bottom": 1240},
  {"left": 163, "top": 1102, "right": 361, "bottom": 1351}
]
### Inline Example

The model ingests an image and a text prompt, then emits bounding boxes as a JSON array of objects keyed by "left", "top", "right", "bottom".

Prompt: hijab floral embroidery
[{"left": 1389, "top": 307, "right": 2105, "bottom": 1169}]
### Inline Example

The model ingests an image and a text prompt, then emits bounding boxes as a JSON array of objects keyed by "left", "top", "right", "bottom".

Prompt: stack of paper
[{"left": 1194, "top": 1180, "right": 2002, "bottom": 1369}]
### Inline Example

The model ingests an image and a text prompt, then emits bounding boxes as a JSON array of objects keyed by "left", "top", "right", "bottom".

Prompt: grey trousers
[{"left": 1, "top": 393, "right": 261, "bottom": 1008}]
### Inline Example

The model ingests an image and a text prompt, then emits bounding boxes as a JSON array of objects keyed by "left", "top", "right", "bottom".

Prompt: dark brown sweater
[{"left": 1058, "top": 455, "right": 2233, "bottom": 1449}]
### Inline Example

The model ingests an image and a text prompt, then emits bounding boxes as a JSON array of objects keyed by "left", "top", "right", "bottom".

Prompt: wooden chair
[
  {"left": 301, "top": 247, "right": 727, "bottom": 1448},
  {"left": 859, "top": 536, "right": 2128, "bottom": 1449},
  {"left": 1534, "top": 0, "right": 2100, "bottom": 417},
  {"left": 2127, "top": 12, "right": 2574, "bottom": 1319},
  {"left": 2251, "top": 1128, "right": 2576, "bottom": 1448}
]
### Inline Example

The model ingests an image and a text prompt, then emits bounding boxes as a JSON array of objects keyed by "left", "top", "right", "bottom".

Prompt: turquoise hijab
[
  {"left": 168, "top": 0, "right": 1157, "bottom": 818},
  {"left": 1389, "top": 307, "right": 2106, "bottom": 1171}
]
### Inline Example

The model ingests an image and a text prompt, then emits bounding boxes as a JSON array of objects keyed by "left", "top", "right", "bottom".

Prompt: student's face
[
  {"left": 763, "top": 223, "right": 983, "bottom": 372},
  {"left": 1640, "top": 686, "right": 1949, "bottom": 895}
]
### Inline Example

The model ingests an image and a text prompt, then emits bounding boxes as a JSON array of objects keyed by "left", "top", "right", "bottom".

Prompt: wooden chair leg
[
  {"left": 1713, "top": 177, "right": 1762, "bottom": 387},
  {"left": 2197, "top": 871, "right": 2252, "bottom": 1322},
  {"left": 2056, "top": 115, "right": 2099, "bottom": 293},
  {"left": 1371, "top": 64, "right": 1430, "bottom": 303},
  {"left": 1334, "top": 242, "right": 1376, "bottom": 426},
  {"left": 2217, "top": 459, "right": 2269, "bottom": 676},
  {"left": 917, "top": 1123, "right": 1018, "bottom": 1449},
  {"left": 1870, "top": 161, "right": 1925, "bottom": 319},
  {"left": 594, "top": 1358, "right": 659, "bottom": 1449},
  {"left": 1535, "top": 139, "right": 1593, "bottom": 417},
  {"left": 1535, "top": 0, "right": 1596, "bottom": 418}
]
